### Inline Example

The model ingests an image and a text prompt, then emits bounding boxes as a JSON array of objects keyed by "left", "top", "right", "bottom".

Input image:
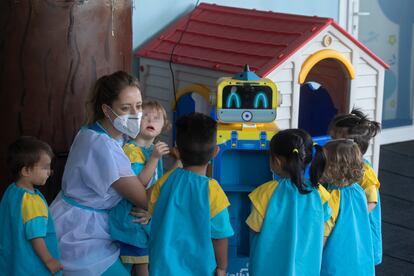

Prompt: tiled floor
[{"left": 376, "top": 140, "right": 414, "bottom": 275}]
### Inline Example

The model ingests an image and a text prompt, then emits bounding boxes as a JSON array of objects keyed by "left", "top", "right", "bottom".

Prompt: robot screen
[{"left": 222, "top": 85, "right": 273, "bottom": 109}]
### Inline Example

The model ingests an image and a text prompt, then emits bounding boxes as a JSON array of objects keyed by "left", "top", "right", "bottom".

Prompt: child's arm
[
  {"left": 364, "top": 179, "right": 378, "bottom": 213},
  {"left": 212, "top": 238, "right": 228, "bottom": 276},
  {"left": 246, "top": 206, "right": 263, "bottom": 233},
  {"left": 361, "top": 164, "right": 380, "bottom": 213},
  {"left": 367, "top": 202, "right": 377, "bottom": 213},
  {"left": 209, "top": 180, "right": 234, "bottom": 275},
  {"left": 138, "top": 141, "right": 169, "bottom": 187},
  {"left": 246, "top": 181, "right": 278, "bottom": 233},
  {"left": 323, "top": 216, "right": 336, "bottom": 247},
  {"left": 22, "top": 194, "right": 63, "bottom": 274},
  {"left": 169, "top": 147, "right": 183, "bottom": 170},
  {"left": 323, "top": 189, "right": 339, "bottom": 247},
  {"left": 31, "top": 238, "right": 63, "bottom": 274},
  {"left": 365, "top": 185, "right": 378, "bottom": 213}
]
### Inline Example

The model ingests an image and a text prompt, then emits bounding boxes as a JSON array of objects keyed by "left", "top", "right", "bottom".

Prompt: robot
[{"left": 212, "top": 65, "right": 279, "bottom": 274}]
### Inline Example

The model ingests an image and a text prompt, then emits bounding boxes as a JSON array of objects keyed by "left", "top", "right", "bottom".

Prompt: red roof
[{"left": 136, "top": 3, "right": 388, "bottom": 77}]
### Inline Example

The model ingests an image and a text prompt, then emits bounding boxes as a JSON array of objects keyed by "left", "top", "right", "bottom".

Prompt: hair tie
[{"left": 292, "top": 148, "right": 299, "bottom": 154}]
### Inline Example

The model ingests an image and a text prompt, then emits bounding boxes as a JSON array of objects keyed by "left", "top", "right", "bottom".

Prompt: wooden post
[{"left": 0, "top": 0, "right": 133, "bottom": 202}]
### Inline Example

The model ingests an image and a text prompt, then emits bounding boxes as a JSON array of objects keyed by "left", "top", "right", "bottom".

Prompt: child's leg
[
  {"left": 102, "top": 259, "right": 130, "bottom": 276},
  {"left": 119, "top": 242, "right": 149, "bottom": 276},
  {"left": 132, "top": 263, "right": 149, "bottom": 276}
]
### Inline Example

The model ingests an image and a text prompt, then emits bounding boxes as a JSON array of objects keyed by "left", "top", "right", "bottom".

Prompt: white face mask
[{"left": 107, "top": 106, "right": 142, "bottom": 138}]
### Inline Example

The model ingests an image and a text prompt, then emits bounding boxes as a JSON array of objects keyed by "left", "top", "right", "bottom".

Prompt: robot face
[
  {"left": 223, "top": 85, "right": 272, "bottom": 109},
  {"left": 217, "top": 83, "right": 277, "bottom": 123}
]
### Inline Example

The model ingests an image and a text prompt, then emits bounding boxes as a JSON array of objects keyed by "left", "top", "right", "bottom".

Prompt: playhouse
[
  {"left": 136, "top": 3, "right": 388, "bottom": 172},
  {"left": 136, "top": 3, "right": 388, "bottom": 274}
]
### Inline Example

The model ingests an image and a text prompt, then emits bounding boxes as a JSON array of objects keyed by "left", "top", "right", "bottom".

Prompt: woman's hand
[{"left": 131, "top": 207, "right": 151, "bottom": 224}]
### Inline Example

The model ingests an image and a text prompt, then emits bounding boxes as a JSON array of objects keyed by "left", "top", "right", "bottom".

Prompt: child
[
  {"left": 246, "top": 129, "right": 331, "bottom": 276},
  {"left": 328, "top": 108, "right": 382, "bottom": 264},
  {"left": 0, "top": 136, "right": 62, "bottom": 275},
  {"left": 320, "top": 139, "right": 375, "bottom": 275},
  {"left": 148, "top": 112, "right": 234, "bottom": 276},
  {"left": 109, "top": 101, "right": 171, "bottom": 275}
]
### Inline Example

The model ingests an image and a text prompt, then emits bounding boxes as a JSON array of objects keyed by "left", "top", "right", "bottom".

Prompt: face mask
[{"left": 107, "top": 106, "right": 142, "bottom": 138}]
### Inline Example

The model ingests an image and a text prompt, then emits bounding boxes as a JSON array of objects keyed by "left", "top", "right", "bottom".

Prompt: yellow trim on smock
[{"left": 22, "top": 193, "right": 48, "bottom": 224}]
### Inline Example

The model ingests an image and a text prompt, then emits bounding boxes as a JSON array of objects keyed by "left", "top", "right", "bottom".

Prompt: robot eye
[
  {"left": 253, "top": 92, "right": 269, "bottom": 109},
  {"left": 226, "top": 91, "right": 241, "bottom": 108}
]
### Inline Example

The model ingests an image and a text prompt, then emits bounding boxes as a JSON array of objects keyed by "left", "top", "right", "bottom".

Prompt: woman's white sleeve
[{"left": 80, "top": 137, "right": 134, "bottom": 196}]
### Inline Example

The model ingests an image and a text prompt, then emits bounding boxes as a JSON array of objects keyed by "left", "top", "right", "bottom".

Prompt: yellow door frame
[
  {"left": 299, "top": 49, "right": 356, "bottom": 84},
  {"left": 172, "top": 83, "right": 211, "bottom": 110}
]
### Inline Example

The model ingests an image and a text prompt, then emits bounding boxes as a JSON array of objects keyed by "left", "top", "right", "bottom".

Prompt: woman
[{"left": 51, "top": 71, "right": 147, "bottom": 275}]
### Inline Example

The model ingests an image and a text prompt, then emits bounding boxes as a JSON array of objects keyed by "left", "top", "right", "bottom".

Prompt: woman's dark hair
[
  {"left": 7, "top": 136, "right": 54, "bottom": 181},
  {"left": 328, "top": 108, "right": 381, "bottom": 154},
  {"left": 85, "top": 71, "right": 142, "bottom": 123},
  {"left": 270, "top": 129, "right": 323, "bottom": 194}
]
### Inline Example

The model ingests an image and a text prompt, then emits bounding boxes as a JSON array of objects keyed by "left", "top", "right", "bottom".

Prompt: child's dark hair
[
  {"left": 320, "top": 139, "right": 364, "bottom": 187},
  {"left": 175, "top": 113, "right": 217, "bottom": 167},
  {"left": 289, "top": 129, "right": 313, "bottom": 166},
  {"left": 328, "top": 108, "right": 381, "bottom": 154},
  {"left": 85, "top": 71, "right": 142, "bottom": 124},
  {"left": 270, "top": 129, "right": 325, "bottom": 194},
  {"left": 7, "top": 136, "right": 54, "bottom": 181}
]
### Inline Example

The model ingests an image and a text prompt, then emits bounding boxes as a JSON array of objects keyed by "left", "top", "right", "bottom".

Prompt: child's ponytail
[
  {"left": 310, "top": 144, "right": 326, "bottom": 188},
  {"left": 286, "top": 146, "right": 308, "bottom": 194},
  {"left": 367, "top": 120, "right": 381, "bottom": 139},
  {"left": 270, "top": 130, "right": 310, "bottom": 194},
  {"left": 350, "top": 109, "right": 381, "bottom": 138}
]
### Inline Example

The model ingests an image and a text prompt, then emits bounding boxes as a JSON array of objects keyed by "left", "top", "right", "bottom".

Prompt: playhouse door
[{"left": 298, "top": 55, "right": 352, "bottom": 138}]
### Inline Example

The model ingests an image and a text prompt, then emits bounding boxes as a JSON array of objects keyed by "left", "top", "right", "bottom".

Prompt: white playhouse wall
[{"left": 263, "top": 25, "right": 384, "bottom": 172}]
